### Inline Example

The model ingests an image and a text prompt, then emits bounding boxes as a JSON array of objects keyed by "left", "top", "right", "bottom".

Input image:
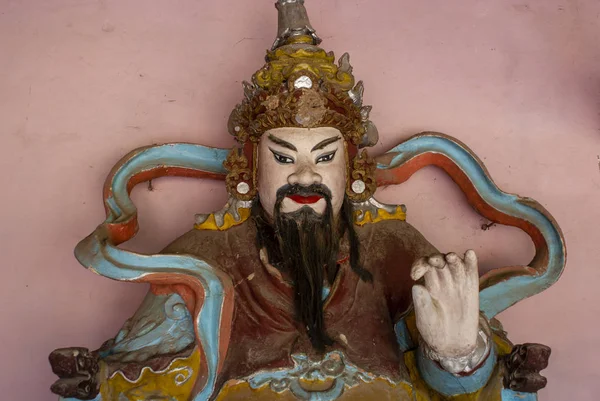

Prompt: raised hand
[{"left": 410, "top": 250, "right": 480, "bottom": 359}]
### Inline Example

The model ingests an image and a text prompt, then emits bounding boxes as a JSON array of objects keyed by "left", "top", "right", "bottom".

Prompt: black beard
[{"left": 251, "top": 184, "right": 372, "bottom": 352}]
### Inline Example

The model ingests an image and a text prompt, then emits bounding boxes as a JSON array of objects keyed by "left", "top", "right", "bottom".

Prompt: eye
[
  {"left": 270, "top": 149, "right": 294, "bottom": 164},
  {"left": 316, "top": 150, "right": 336, "bottom": 164}
]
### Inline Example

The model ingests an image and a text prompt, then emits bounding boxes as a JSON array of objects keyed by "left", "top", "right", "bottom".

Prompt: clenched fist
[{"left": 411, "top": 250, "right": 480, "bottom": 360}]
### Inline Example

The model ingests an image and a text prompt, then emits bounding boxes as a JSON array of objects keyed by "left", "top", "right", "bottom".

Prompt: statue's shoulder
[
  {"left": 352, "top": 197, "right": 407, "bottom": 227},
  {"left": 352, "top": 198, "right": 437, "bottom": 255},
  {"left": 193, "top": 197, "right": 253, "bottom": 231},
  {"left": 162, "top": 198, "right": 254, "bottom": 259}
]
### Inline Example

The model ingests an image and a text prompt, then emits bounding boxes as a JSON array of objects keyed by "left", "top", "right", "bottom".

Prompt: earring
[
  {"left": 346, "top": 149, "right": 376, "bottom": 202},
  {"left": 223, "top": 148, "right": 257, "bottom": 201}
]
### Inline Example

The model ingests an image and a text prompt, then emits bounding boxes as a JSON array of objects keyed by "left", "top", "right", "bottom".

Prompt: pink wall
[{"left": 1, "top": 0, "right": 598, "bottom": 399}]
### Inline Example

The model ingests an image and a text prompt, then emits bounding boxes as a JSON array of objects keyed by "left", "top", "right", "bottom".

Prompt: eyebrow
[
  {"left": 268, "top": 134, "right": 297, "bottom": 151},
  {"left": 311, "top": 136, "right": 341, "bottom": 152}
]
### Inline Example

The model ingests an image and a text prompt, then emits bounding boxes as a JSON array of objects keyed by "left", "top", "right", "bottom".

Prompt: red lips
[{"left": 287, "top": 194, "right": 323, "bottom": 204}]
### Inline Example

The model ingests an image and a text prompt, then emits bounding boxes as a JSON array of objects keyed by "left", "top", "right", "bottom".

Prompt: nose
[{"left": 288, "top": 163, "right": 322, "bottom": 186}]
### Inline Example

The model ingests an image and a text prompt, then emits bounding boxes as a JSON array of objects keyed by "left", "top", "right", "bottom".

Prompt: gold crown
[{"left": 227, "top": 0, "right": 378, "bottom": 148}]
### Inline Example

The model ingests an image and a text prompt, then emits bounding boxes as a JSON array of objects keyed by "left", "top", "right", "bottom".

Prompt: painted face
[{"left": 257, "top": 127, "right": 347, "bottom": 217}]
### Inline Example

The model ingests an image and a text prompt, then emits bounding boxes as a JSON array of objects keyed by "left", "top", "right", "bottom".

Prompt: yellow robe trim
[
  {"left": 403, "top": 350, "right": 505, "bottom": 401},
  {"left": 98, "top": 337, "right": 509, "bottom": 401},
  {"left": 354, "top": 205, "right": 406, "bottom": 226},
  {"left": 214, "top": 377, "right": 418, "bottom": 400},
  {"left": 194, "top": 203, "right": 405, "bottom": 230},
  {"left": 194, "top": 207, "right": 251, "bottom": 231},
  {"left": 100, "top": 349, "right": 201, "bottom": 401}
]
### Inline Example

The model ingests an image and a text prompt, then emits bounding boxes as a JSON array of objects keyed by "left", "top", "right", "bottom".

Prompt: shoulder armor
[
  {"left": 352, "top": 197, "right": 406, "bottom": 226},
  {"left": 194, "top": 197, "right": 253, "bottom": 231}
]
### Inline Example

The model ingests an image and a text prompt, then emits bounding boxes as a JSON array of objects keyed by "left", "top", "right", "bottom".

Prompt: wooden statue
[{"left": 49, "top": 1, "right": 565, "bottom": 400}]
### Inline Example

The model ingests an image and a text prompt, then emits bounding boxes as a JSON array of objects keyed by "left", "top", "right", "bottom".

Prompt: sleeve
[
  {"left": 373, "top": 220, "right": 501, "bottom": 397},
  {"left": 371, "top": 219, "right": 438, "bottom": 321},
  {"left": 399, "top": 312, "right": 515, "bottom": 400},
  {"left": 99, "top": 228, "right": 230, "bottom": 362}
]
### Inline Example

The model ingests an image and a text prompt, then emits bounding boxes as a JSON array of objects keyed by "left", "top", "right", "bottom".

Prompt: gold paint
[
  {"left": 297, "top": 376, "right": 335, "bottom": 392},
  {"left": 403, "top": 351, "right": 506, "bottom": 401},
  {"left": 96, "top": 339, "right": 508, "bottom": 401},
  {"left": 353, "top": 206, "right": 407, "bottom": 226},
  {"left": 97, "top": 286, "right": 509, "bottom": 401},
  {"left": 493, "top": 336, "right": 513, "bottom": 356},
  {"left": 398, "top": 310, "right": 506, "bottom": 401},
  {"left": 286, "top": 35, "right": 314, "bottom": 46},
  {"left": 214, "top": 377, "right": 415, "bottom": 401},
  {"left": 228, "top": 39, "right": 367, "bottom": 148},
  {"left": 252, "top": 142, "right": 258, "bottom": 194},
  {"left": 346, "top": 149, "right": 377, "bottom": 202},
  {"left": 229, "top": 86, "right": 365, "bottom": 146},
  {"left": 194, "top": 207, "right": 251, "bottom": 231},
  {"left": 100, "top": 349, "right": 201, "bottom": 401},
  {"left": 98, "top": 360, "right": 110, "bottom": 401},
  {"left": 223, "top": 148, "right": 256, "bottom": 201},
  {"left": 255, "top": 47, "right": 354, "bottom": 91}
]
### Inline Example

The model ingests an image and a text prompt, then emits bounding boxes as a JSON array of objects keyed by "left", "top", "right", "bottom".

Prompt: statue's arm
[
  {"left": 382, "top": 220, "right": 497, "bottom": 396},
  {"left": 97, "top": 229, "right": 231, "bottom": 360}
]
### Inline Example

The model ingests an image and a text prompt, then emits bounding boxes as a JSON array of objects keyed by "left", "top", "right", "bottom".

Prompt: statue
[{"left": 49, "top": 1, "right": 566, "bottom": 400}]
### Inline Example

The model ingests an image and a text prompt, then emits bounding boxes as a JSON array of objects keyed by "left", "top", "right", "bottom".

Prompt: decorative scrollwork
[
  {"left": 49, "top": 347, "right": 100, "bottom": 400},
  {"left": 504, "top": 343, "right": 551, "bottom": 393},
  {"left": 229, "top": 84, "right": 367, "bottom": 147},
  {"left": 223, "top": 148, "right": 256, "bottom": 201},
  {"left": 248, "top": 351, "right": 390, "bottom": 401},
  {"left": 347, "top": 149, "right": 377, "bottom": 202}
]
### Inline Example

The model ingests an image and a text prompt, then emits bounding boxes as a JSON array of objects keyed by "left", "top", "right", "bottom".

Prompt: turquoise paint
[
  {"left": 74, "top": 137, "right": 562, "bottom": 399},
  {"left": 74, "top": 144, "right": 231, "bottom": 401},
  {"left": 501, "top": 389, "right": 538, "bottom": 400},
  {"left": 249, "top": 352, "right": 377, "bottom": 401},
  {"left": 416, "top": 344, "right": 497, "bottom": 396},
  {"left": 59, "top": 396, "right": 102, "bottom": 401},
  {"left": 322, "top": 284, "right": 331, "bottom": 300},
  {"left": 393, "top": 316, "right": 415, "bottom": 353},
  {"left": 102, "top": 293, "right": 195, "bottom": 358},
  {"left": 75, "top": 234, "right": 229, "bottom": 401},
  {"left": 379, "top": 134, "right": 565, "bottom": 318},
  {"left": 106, "top": 144, "right": 228, "bottom": 224}
]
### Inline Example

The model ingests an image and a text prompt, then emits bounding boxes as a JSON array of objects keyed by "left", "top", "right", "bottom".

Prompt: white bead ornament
[
  {"left": 351, "top": 180, "right": 365, "bottom": 194},
  {"left": 294, "top": 76, "right": 313, "bottom": 89},
  {"left": 237, "top": 182, "right": 250, "bottom": 195}
]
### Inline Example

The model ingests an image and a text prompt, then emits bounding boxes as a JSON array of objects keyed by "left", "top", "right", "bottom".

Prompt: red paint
[
  {"left": 96, "top": 139, "right": 565, "bottom": 398},
  {"left": 375, "top": 147, "right": 564, "bottom": 289},
  {"left": 103, "top": 161, "right": 226, "bottom": 245},
  {"left": 141, "top": 270, "right": 235, "bottom": 377},
  {"left": 376, "top": 152, "right": 547, "bottom": 250},
  {"left": 103, "top": 141, "right": 563, "bottom": 311},
  {"left": 288, "top": 194, "right": 323, "bottom": 204},
  {"left": 337, "top": 255, "right": 350, "bottom": 264}
]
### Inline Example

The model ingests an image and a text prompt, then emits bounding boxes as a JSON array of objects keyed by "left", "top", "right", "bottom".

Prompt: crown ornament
[
  {"left": 225, "top": 0, "right": 379, "bottom": 202},
  {"left": 228, "top": 0, "right": 378, "bottom": 149}
]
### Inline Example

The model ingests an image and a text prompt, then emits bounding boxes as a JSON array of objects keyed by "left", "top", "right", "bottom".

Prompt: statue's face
[{"left": 257, "top": 126, "right": 347, "bottom": 218}]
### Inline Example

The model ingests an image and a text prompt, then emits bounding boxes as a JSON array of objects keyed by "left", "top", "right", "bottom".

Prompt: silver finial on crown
[{"left": 272, "top": 0, "right": 321, "bottom": 50}]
